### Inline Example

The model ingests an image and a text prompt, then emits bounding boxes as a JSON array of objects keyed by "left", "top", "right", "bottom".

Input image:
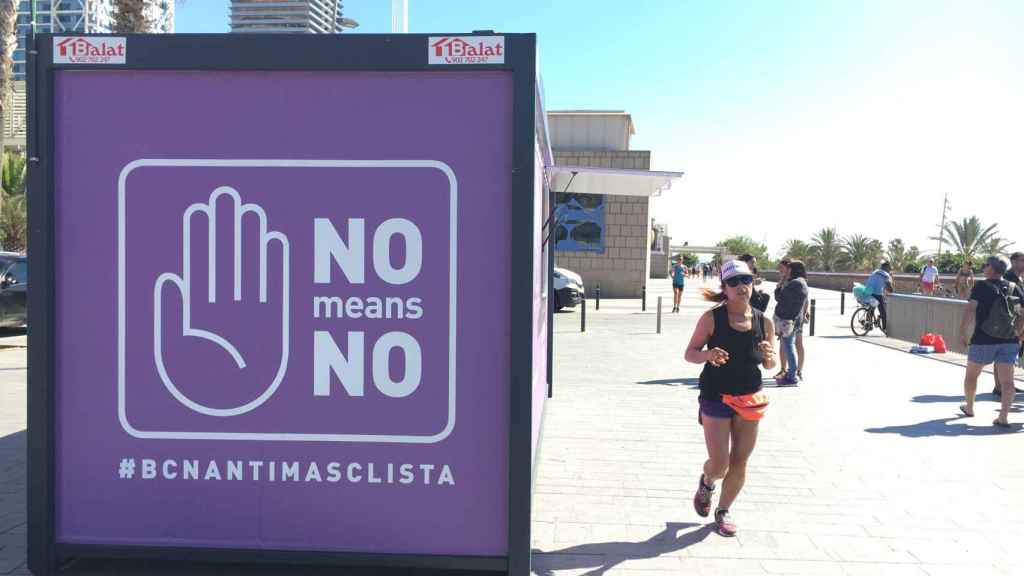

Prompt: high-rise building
[
  {"left": 230, "top": 0, "right": 354, "bottom": 34},
  {"left": 13, "top": 1, "right": 175, "bottom": 80},
  {"left": 4, "top": 1, "right": 173, "bottom": 149}
]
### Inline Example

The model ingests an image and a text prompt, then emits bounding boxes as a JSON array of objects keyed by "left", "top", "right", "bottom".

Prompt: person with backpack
[
  {"left": 993, "top": 252, "right": 1024, "bottom": 396},
  {"left": 685, "top": 260, "right": 776, "bottom": 537},
  {"left": 958, "top": 256, "right": 1024, "bottom": 428}
]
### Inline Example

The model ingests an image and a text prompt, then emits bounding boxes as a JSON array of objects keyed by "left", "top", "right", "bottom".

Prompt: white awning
[{"left": 547, "top": 165, "right": 684, "bottom": 197}]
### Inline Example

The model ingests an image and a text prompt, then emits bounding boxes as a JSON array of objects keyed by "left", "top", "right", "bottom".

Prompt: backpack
[
  {"left": 750, "top": 290, "right": 770, "bottom": 312},
  {"left": 980, "top": 280, "right": 1023, "bottom": 340}
]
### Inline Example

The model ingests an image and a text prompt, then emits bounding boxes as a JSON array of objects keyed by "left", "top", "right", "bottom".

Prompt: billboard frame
[{"left": 27, "top": 32, "right": 537, "bottom": 575}]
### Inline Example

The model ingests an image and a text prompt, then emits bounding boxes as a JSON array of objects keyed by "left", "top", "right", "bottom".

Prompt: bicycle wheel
[{"left": 850, "top": 307, "right": 873, "bottom": 336}]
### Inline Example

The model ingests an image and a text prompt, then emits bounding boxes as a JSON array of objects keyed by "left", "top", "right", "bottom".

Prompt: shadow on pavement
[
  {"left": 865, "top": 417, "right": 1022, "bottom": 437},
  {"left": 635, "top": 378, "right": 699, "bottom": 387},
  {"left": 531, "top": 522, "right": 711, "bottom": 576}
]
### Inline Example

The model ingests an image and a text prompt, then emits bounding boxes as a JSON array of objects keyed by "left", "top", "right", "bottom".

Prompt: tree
[
  {"left": 843, "top": 234, "right": 883, "bottom": 272},
  {"left": 809, "top": 228, "right": 843, "bottom": 272},
  {"left": 782, "top": 239, "right": 812, "bottom": 260},
  {"left": 933, "top": 216, "right": 1003, "bottom": 263},
  {"left": 886, "top": 239, "right": 908, "bottom": 271},
  {"left": 1, "top": 151, "right": 25, "bottom": 251},
  {"left": 715, "top": 235, "right": 770, "bottom": 267},
  {"left": 980, "top": 236, "right": 1014, "bottom": 258},
  {"left": 113, "top": 0, "right": 155, "bottom": 33},
  {"left": 903, "top": 245, "right": 923, "bottom": 273},
  {"left": 679, "top": 252, "right": 699, "bottom": 267}
]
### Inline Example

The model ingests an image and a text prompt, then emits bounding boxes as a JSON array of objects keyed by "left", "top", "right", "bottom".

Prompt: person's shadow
[
  {"left": 531, "top": 522, "right": 713, "bottom": 576},
  {"left": 865, "top": 416, "right": 1021, "bottom": 437}
]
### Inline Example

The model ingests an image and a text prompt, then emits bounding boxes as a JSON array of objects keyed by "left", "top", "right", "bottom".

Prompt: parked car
[
  {"left": 553, "top": 267, "right": 584, "bottom": 311},
  {"left": 0, "top": 253, "right": 26, "bottom": 328}
]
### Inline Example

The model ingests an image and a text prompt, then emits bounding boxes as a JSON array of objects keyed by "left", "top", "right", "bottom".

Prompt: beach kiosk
[{"left": 28, "top": 32, "right": 552, "bottom": 575}]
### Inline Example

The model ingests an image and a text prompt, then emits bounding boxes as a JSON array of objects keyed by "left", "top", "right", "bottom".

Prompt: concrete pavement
[{"left": 531, "top": 277, "right": 1024, "bottom": 575}]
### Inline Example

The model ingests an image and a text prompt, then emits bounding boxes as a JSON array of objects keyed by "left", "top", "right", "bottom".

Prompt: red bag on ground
[
  {"left": 920, "top": 333, "right": 937, "bottom": 347},
  {"left": 933, "top": 335, "right": 947, "bottom": 353}
]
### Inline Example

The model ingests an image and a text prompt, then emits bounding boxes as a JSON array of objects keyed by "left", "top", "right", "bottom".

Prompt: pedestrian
[
  {"left": 920, "top": 258, "right": 939, "bottom": 295},
  {"left": 774, "top": 260, "right": 808, "bottom": 385},
  {"left": 738, "top": 254, "right": 770, "bottom": 313},
  {"left": 685, "top": 259, "right": 776, "bottom": 537},
  {"left": 954, "top": 260, "right": 975, "bottom": 300},
  {"left": 958, "top": 256, "right": 1023, "bottom": 428},
  {"left": 993, "top": 252, "right": 1024, "bottom": 396},
  {"left": 864, "top": 261, "right": 894, "bottom": 333},
  {"left": 671, "top": 256, "right": 686, "bottom": 313},
  {"left": 773, "top": 258, "right": 791, "bottom": 379}
]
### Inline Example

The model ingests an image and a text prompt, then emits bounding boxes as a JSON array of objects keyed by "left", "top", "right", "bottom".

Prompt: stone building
[{"left": 547, "top": 111, "right": 682, "bottom": 298}]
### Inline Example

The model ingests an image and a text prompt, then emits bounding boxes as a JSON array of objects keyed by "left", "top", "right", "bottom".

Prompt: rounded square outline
[{"left": 117, "top": 159, "right": 457, "bottom": 443}]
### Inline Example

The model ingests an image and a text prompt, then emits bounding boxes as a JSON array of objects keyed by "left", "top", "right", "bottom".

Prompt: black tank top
[{"left": 698, "top": 305, "right": 766, "bottom": 401}]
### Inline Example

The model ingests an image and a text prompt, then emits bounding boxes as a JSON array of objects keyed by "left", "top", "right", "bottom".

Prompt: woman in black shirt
[{"left": 685, "top": 260, "right": 776, "bottom": 537}]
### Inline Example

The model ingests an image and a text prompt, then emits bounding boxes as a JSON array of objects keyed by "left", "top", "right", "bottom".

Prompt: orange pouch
[{"left": 720, "top": 392, "right": 770, "bottom": 421}]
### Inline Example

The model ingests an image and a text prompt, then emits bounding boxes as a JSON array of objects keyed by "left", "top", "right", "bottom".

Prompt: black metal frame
[{"left": 27, "top": 32, "right": 537, "bottom": 575}]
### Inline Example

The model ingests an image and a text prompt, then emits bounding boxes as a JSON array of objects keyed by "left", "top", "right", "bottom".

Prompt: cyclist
[{"left": 864, "top": 261, "right": 894, "bottom": 333}]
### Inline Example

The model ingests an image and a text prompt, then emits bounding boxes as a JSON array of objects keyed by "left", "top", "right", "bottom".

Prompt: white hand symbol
[{"left": 153, "top": 186, "right": 290, "bottom": 417}]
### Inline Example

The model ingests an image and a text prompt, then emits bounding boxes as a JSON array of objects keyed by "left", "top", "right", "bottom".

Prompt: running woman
[
  {"left": 685, "top": 260, "right": 776, "bottom": 536},
  {"left": 671, "top": 257, "right": 687, "bottom": 313}
]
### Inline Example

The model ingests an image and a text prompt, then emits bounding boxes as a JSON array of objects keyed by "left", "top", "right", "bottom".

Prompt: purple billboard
[{"left": 52, "top": 70, "right": 517, "bottom": 555}]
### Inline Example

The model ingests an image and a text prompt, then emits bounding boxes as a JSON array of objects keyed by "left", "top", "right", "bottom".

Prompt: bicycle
[{"left": 850, "top": 299, "right": 884, "bottom": 336}]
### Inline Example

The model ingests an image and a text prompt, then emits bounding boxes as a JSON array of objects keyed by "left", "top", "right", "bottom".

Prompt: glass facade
[{"left": 13, "top": 0, "right": 173, "bottom": 80}]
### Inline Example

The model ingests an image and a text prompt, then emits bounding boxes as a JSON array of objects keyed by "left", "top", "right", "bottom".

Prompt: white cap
[{"left": 720, "top": 260, "right": 753, "bottom": 281}]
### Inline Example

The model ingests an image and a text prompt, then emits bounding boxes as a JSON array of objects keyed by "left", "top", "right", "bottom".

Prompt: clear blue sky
[{"left": 178, "top": 1, "right": 1024, "bottom": 256}]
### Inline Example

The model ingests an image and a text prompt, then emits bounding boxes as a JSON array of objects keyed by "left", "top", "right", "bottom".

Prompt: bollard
[
  {"left": 642, "top": 285, "right": 647, "bottom": 311},
  {"left": 580, "top": 297, "right": 586, "bottom": 333},
  {"left": 657, "top": 296, "right": 662, "bottom": 334},
  {"left": 840, "top": 291, "right": 845, "bottom": 315},
  {"left": 596, "top": 285, "right": 601, "bottom": 310},
  {"left": 810, "top": 299, "right": 816, "bottom": 336}
]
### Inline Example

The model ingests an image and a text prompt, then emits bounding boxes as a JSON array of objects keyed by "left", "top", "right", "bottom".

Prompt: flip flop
[
  {"left": 958, "top": 405, "right": 974, "bottom": 418},
  {"left": 993, "top": 419, "right": 1011, "bottom": 428}
]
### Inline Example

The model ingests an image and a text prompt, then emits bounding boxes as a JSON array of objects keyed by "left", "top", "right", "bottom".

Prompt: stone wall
[
  {"left": 760, "top": 270, "right": 972, "bottom": 295},
  {"left": 887, "top": 294, "right": 971, "bottom": 353},
  {"left": 553, "top": 150, "right": 653, "bottom": 298}
]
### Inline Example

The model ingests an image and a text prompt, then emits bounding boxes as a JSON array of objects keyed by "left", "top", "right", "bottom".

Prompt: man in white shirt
[{"left": 920, "top": 259, "right": 939, "bottom": 295}]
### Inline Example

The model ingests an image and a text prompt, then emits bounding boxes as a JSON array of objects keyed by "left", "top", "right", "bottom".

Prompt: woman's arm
[
  {"left": 760, "top": 318, "right": 777, "bottom": 370},
  {"left": 685, "top": 311, "right": 715, "bottom": 364}
]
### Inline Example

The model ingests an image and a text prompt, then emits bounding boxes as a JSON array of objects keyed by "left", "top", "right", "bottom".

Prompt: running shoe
[
  {"left": 693, "top": 475, "right": 714, "bottom": 518},
  {"left": 715, "top": 508, "right": 737, "bottom": 537},
  {"left": 777, "top": 376, "right": 799, "bottom": 386}
]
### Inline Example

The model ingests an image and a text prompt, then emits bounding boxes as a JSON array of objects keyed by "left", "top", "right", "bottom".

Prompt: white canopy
[{"left": 547, "top": 165, "right": 684, "bottom": 197}]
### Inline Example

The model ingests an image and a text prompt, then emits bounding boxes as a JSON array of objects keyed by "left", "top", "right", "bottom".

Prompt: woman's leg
[
  {"left": 718, "top": 417, "right": 759, "bottom": 511},
  {"left": 796, "top": 331, "right": 805, "bottom": 377},
  {"left": 702, "top": 415, "right": 732, "bottom": 484},
  {"left": 781, "top": 333, "right": 798, "bottom": 379},
  {"left": 995, "top": 362, "right": 1015, "bottom": 424},
  {"left": 694, "top": 413, "right": 732, "bottom": 517}
]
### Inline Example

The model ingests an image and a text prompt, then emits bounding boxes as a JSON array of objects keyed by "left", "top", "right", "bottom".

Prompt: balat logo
[
  {"left": 428, "top": 36, "right": 505, "bottom": 65},
  {"left": 54, "top": 37, "right": 127, "bottom": 65}
]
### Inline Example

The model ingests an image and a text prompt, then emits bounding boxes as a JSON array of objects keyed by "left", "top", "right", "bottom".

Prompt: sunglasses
[{"left": 725, "top": 275, "right": 754, "bottom": 287}]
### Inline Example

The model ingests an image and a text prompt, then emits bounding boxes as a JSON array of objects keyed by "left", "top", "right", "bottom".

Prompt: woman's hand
[
  {"left": 758, "top": 341, "right": 776, "bottom": 370},
  {"left": 705, "top": 347, "right": 729, "bottom": 367}
]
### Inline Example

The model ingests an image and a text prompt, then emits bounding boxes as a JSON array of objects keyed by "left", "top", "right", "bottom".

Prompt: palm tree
[
  {"left": 810, "top": 228, "right": 844, "bottom": 272},
  {"left": 113, "top": 0, "right": 154, "bottom": 33},
  {"left": 934, "top": 216, "right": 1002, "bottom": 262},
  {"left": 886, "top": 238, "right": 909, "bottom": 271},
  {"left": 842, "top": 234, "right": 883, "bottom": 272},
  {"left": 980, "top": 236, "right": 1014, "bottom": 258},
  {"left": 1, "top": 151, "right": 25, "bottom": 250}
]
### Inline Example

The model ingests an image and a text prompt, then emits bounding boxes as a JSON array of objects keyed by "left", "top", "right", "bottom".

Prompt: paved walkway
[{"left": 531, "top": 278, "right": 1024, "bottom": 575}]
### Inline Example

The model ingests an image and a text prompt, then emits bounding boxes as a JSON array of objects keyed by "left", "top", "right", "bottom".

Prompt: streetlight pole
[{"left": 391, "top": 0, "right": 408, "bottom": 33}]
